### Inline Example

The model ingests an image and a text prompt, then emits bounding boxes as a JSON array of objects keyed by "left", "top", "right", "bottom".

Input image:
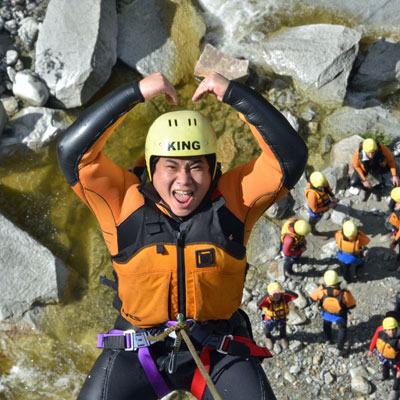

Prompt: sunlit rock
[
  {"left": 0, "top": 213, "right": 68, "bottom": 321},
  {"left": 118, "top": 0, "right": 205, "bottom": 85},
  {"left": 351, "top": 375, "right": 372, "bottom": 395},
  {"left": 12, "top": 70, "right": 49, "bottom": 106},
  {"left": 1, "top": 106, "right": 71, "bottom": 153},
  {"left": 301, "top": 0, "right": 400, "bottom": 37},
  {"left": 247, "top": 219, "right": 281, "bottom": 266},
  {"left": 17, "top": 17, "right": 39, "bottom": 49},
  {"left": 35, "top": 0, "right": 117, "bottom": 108},
  {"left": 330, "top": 135, "right": 363, "bottom": 175},
  {"left": 194, "top": 43, "right": 249, "bottom": 81},
  {"left": 261, "top": 24, "right": 361, "bottom": 108},
  {"left": 321, "top": 106, "right": 400, "bottom": 142}
]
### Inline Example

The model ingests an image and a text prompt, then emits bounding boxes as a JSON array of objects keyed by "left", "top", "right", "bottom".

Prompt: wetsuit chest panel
[{"left": 114, "top": 201, "right": 246, "bottom": 263}]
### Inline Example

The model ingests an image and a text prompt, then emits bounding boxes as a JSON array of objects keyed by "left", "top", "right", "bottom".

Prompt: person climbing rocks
[
  {"left": 310, "top": 270, "right": 356, "bottom": 356},
  {"left": 351, "top": 138, "right": 400, "bottom": 202},
  {"left": 334, "top": 220, "right": 370, "bottom": 283},
  {"left": 305, "top": 171, "right": 338, "bottom": 236},
  {"left": 257, "top": 282, "right": 298, "bottom": 350},
  {"left": 280, "top": 218, "right": 311, "bottom": 281},
  {"left": 57, "top": 71, "right": 308, "bottom": 400},
  {"left": 368, "top": 317, "right": 400, "bottom": 400}
]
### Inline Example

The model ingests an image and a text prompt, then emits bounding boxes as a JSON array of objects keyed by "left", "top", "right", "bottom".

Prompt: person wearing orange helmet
[
  {"left": 57, "top": 71, "right": 308, "bottom": 400},
  {"left": 368, "top": 317, "right": 400, "bottom": 400},
  {"left": 257, "top": 282, "right": 298, "bottom": 350},
  {"left": 351, "top": 138, "right": 399, "bottom": 201}
]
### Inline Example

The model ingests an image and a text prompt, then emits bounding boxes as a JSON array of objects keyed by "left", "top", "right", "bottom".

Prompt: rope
[{"left": 147, "top": 322, "right": 222, "bottom": 400}]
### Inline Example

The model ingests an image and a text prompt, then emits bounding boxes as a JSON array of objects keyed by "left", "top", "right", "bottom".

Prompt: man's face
[
  {"left": 385, "top": 328, "right": 397, "bottom": 338},
  {"left": 152, "top": 156, "right": 212, "bottom": 217},
  {"left": 366, "top": 151, "right": 375, "bottom": 159},
  {"left": 270, "top": 292, "right": 282, "bottom": 302}
]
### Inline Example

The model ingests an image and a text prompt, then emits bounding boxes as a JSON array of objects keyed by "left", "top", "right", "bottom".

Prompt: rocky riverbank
[{"left": 0, "top": 0, "right": 400, "bottom": 399}]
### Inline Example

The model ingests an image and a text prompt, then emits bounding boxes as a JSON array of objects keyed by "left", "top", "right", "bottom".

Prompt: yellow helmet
[
  {"left": 324, "top": 270, "right": 339, "bottom": 286},
  {"left": 342, "top": 220, "right": 358, "bottom": 238},
  {"left": 310, "top": 171, "right": 327, "bottom": 188},
  {"left": 294, "top": 220, "right": 311, "bottom": 236},
  {"left": 382, "top": 317, "right": 398, "bottom": 330},
  {"left": 145, "top": 110, "right": 217, "bottom": 181},
  {"left": 267, "top": 282, "right": 284, "bottom": 295},
  {"left": 362, "top": 138, "right": 377, "bottom": 153},
  {"left": 391, "top": 187, "right": 400, "bottom": 203}
]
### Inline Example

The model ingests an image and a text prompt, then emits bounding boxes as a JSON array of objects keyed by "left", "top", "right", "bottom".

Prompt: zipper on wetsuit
[{"left": 176, "top": 231, "right": 186, "bottom": 319}]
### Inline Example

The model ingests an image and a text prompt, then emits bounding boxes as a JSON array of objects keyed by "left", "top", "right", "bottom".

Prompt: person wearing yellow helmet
[
  {"left": 305, "top": 171, "right": 338, "bottom": 236},
  {"left": 280, "top": 218, "right": 311, "bottom": 280},
  {"left": 58, "top": 70, "right": 308, "bottom": 400},
  {"left": 334, "top": 220, "right": 370, "bottom": 282},
  {"left": 368, "top": 317, "right": 400, "bottom": 400},
  {"left": 351, "top": 138, "right": 400, "bottom": 202},
  {"left": 310, "top": 270, "right": 356, "bottom": 355},
  {"left": 257, "top": 282, "right": 298, "bottom": 350}
]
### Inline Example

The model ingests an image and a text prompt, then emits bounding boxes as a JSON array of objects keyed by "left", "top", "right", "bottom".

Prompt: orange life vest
[
  {"left": 389, "top": 211, "right": 400, "bottom": 229},
  {"left": 263, "top": 299, "right": 290, "bottom": 321},
  {"left": 336, "top": 230, "right": 362, "bottom": 254},
  {"left": 305, "top": 182, "right": 331, "bottom": 209},
  {"left": 280, "top": 218, "right": 305, "bottom": 248},
  {"left": 320, "top": 287, "right": 345, "bottom": 315},
  {"left": 376, "top": 330, "right": 400, "bottom": 360}
]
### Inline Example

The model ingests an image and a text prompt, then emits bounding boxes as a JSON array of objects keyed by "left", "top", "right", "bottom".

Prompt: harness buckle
[
  {"left": 124, "top": 330, "right": 150, "bottom": 351},
  {"left": 217, "top": 335, "right": 233, "bottom": 354}
]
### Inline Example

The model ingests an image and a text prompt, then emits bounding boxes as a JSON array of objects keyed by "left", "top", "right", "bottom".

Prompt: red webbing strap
[
  {"left": 191, "top": 347, "right": 211, "bottom": 400},
  {"left": 231, "top": 336, "right": 272, "bottom": 357}
]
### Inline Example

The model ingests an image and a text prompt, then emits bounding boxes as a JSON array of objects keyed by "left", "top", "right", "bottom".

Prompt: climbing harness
[{"left": 97, "top": 316, "right": 271, "bottom": 400}]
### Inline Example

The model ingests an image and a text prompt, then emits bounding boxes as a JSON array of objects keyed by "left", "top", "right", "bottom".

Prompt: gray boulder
[
  {"left": 247, "top": 218, "right": 281, "bottom": 266},
  {"left": 330, "top": 135, "right": 363, "bottom": 174},
  {"left": 35, "top": 0, "right": 117, "bottom": 108},
  {"left": 1, "top": 106, "right": 71, "bottom": 153},
  {"left": 0, "top": 213, "right": 68, "bottom": 320},
  {"left": 301, "top": 0, "right": 400, "bottom": 37},
  {"left": 12, "top": 70, "right": 49, "bottom": 106},
  {"left": 350, "top": 38, "right": 400, "bottom": 96},
  {"left": 118, "top": 0, "right": 205, "bottom": 85},
  {"left": 321, "top": 106, "right": 400, "bottom": 142},
  {"left": 261, "top": 24, "right": 361, "bottom": 107},
  {"left": 17, "top": 16, "right": 39, "bottom": 49}
]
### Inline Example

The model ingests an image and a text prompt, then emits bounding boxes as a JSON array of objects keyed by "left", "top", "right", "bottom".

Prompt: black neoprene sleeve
[
  {"left": 57, "top": 81, "right": 144, "bottom": 186},
  {"left": 223, "top": 81, "right": 308, "bottom": 189}
]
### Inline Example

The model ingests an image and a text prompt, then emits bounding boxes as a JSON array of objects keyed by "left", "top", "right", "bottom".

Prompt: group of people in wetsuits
[{"left": 260, "top": 137, "right": 400, "bottom": 400}]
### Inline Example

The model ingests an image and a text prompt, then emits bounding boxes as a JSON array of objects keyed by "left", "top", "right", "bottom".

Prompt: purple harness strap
[
  {"left": 97, "top": 328, "right": 170, "bottom": 398},
  {"left": 138, "top": 347, "right": 170, "bottom": 398}
]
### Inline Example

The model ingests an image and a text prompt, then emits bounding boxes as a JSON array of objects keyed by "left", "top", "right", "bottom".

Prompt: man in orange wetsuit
[
  {"left": 368, "top": 317, "right": 400, "bottom": 400},
  {"left": 257, "top": 282, "right": 298, "bottom": 350},
  {"left": 57, "top": 72, "right": 308, "bottom": 400},
  {"left": 334, "top": 220, "right": 370, "bottom": 282},
  {"left": 351, "top": 138, "right": 399, "bottom": 201}
]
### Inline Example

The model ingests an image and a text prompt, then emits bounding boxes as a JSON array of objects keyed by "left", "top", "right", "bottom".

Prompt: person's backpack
[{"left": 321, "top": 286, "right": 344, "bottom": 315}]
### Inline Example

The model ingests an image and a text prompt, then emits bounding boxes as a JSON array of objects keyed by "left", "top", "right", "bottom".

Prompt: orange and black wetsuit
[{"left": 58, "top": 80, "right": 307, "bottom": 400}]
